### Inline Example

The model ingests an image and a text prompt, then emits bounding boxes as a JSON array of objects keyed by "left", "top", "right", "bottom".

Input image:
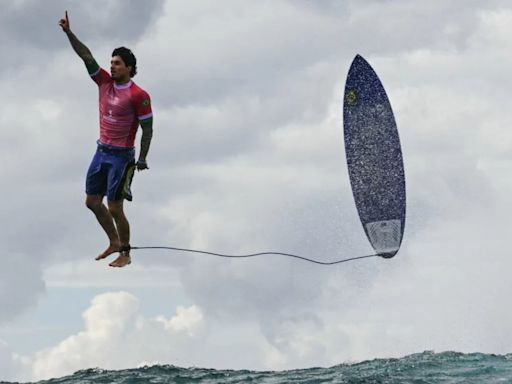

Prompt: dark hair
[{"left": 112, "top": 47, "right": 137, "bottom": 77}]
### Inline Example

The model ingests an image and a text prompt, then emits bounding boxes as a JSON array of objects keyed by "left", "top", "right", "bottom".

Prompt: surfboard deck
[{"left": 343, "top": 55, "right": 405, "bottom": 258}]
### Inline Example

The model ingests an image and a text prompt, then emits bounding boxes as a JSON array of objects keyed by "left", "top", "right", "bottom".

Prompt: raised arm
[{"left": 58, "top": 11, "right": 98, "bottom": 73}]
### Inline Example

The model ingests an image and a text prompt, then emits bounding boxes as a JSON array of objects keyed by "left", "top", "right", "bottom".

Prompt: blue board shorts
[{"left": 86, "top": 141, "right": 136, "bottom": 201}]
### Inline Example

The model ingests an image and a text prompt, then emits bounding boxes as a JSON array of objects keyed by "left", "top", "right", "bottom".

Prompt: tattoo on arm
[
  {"left": 65, "top": 31, "right": 96, "bottom": 68},
  {"left": 139, "top": 119, "right": 153, "bottom": 161}
]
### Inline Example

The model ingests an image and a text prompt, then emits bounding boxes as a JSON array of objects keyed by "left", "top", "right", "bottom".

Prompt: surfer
[{"left": 58, "top": 11, "right": 153, "bottom": 267}]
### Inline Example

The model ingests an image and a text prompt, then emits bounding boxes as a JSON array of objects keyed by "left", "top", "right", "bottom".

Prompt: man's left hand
[{"left": 136, "top": 159, "right": 149, "bottom": 171}]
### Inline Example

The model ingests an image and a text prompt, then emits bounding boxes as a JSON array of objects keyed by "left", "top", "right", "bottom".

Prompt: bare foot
[
  {"left": 109, "top": 253, "right": 131, "bottom": 268},
  {"left": 95, "top": 242, "right": 121, "bottom": 261}
]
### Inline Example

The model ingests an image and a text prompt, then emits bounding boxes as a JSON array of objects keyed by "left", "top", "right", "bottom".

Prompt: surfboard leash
[{"left": 128, "top": 245, "right": 380, "bottom": 265}]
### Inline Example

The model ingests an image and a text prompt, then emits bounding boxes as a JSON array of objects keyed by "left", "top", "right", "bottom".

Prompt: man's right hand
[
  {"left": 58, "top": 10, "right": 70, "bottom": 33},
  {"left": 58, "top": 11, "right": 96, "bottom": 66}
]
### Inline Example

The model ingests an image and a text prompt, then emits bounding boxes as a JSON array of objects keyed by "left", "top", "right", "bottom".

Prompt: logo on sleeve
[{"left": 142, "top": 99, "right": 150, "bottom": 107}]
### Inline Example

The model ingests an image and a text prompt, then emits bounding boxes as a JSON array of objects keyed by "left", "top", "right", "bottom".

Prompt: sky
[{"left": 1, "top": 0, "right": 512, "bottom": 381}]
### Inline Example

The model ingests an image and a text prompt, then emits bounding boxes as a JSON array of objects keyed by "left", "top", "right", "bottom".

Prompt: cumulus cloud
[
  {"left": 156, "top": 305, "right": 203, "bottom": 336},
  {"left": 31, "top": 292, "right": 205, "bottom": 380}
]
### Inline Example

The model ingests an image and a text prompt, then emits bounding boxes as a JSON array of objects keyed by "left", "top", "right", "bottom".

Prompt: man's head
[{"left": 110, "top": 47, "right": 137, "bottom": 82}]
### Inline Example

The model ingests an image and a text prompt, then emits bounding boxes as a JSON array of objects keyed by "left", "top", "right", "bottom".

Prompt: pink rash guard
[{"left": 90, "top": 67, "right": 153, "bottom": 148}]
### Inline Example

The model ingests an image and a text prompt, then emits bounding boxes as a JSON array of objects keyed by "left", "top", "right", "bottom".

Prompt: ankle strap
[{"left": 119, "top": 244, "right": 131, "bottom": 253}]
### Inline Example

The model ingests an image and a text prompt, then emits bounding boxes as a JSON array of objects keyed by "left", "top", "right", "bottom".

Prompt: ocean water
[{"left": 8, "top": 351, "right": 512, "bottom": 384}]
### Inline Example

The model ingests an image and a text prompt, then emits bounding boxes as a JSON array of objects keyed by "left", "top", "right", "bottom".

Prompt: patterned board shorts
[{"left": 86, "top": 142, "right": 136, "bottom": 201}]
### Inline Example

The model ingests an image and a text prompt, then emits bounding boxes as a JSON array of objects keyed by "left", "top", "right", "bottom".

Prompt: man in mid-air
[{"left": 59, "top": 11, "right": 153, "bottom": 268}]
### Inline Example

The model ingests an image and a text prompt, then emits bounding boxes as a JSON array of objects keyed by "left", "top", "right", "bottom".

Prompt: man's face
[{"left": 110, "top": 55, "right": 131, "bottom": 82}]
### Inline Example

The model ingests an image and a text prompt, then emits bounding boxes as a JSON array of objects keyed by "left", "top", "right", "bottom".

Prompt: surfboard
[{"left": 343, "top": 54, "right": 405, "bottom": 258}]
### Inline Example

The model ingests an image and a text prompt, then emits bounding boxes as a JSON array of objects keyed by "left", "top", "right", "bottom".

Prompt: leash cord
[{"left": 130, "top": 246, "right": 380, "bottom": 265}]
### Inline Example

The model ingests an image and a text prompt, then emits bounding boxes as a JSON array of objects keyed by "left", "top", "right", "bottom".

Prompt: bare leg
[
  {"left": 85, "top": 195, "right": 120, "bottom": 260},
  {"left": 107, "top": 200, "right": 131, "bottom": 268}
]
